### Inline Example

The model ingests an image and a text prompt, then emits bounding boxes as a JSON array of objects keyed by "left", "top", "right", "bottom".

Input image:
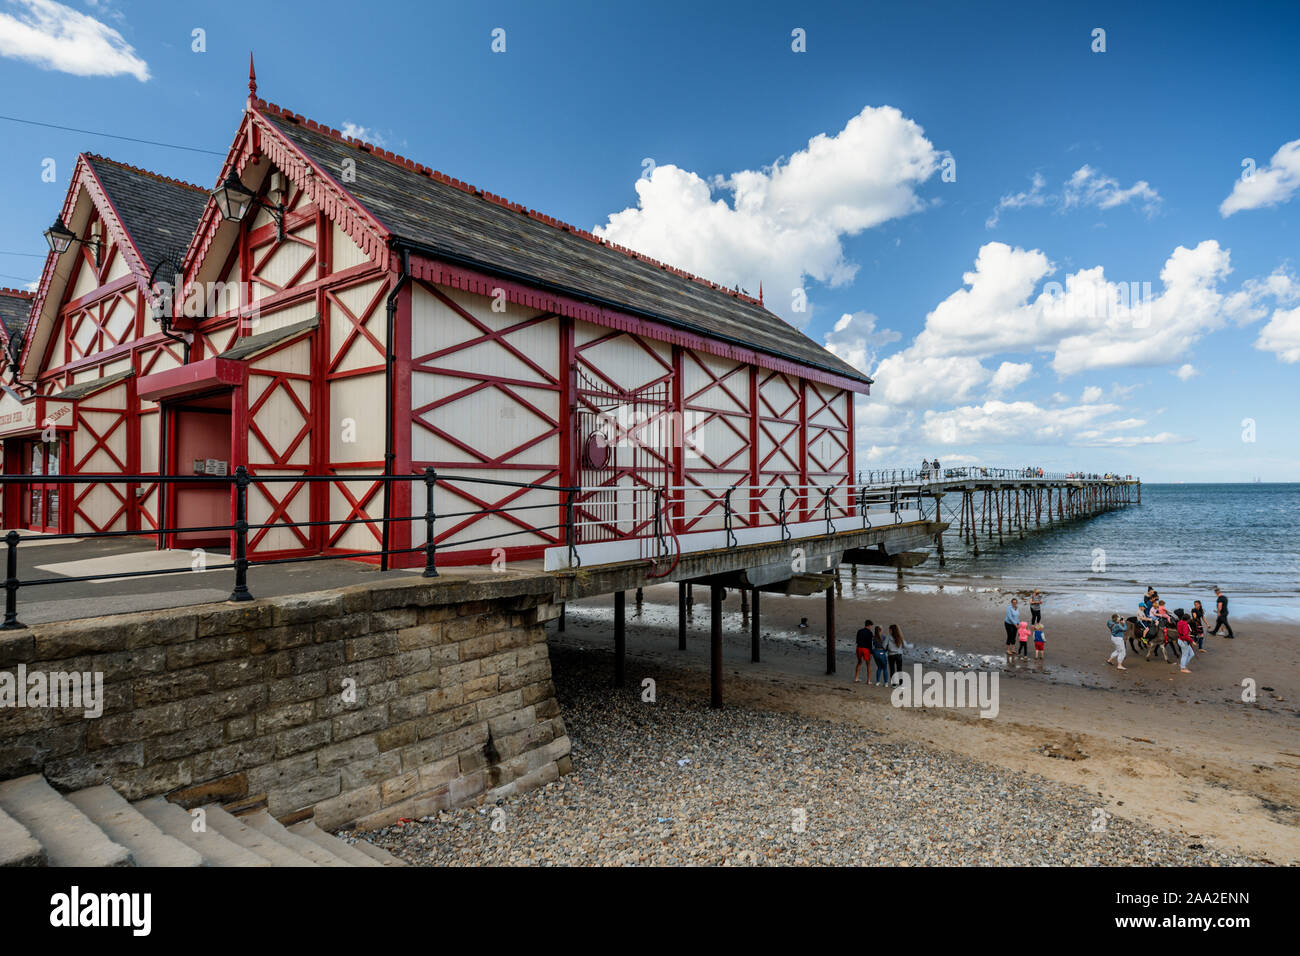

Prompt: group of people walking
[
  {"left": 1002, "top": 590, "right": 1047, "bottom": 661},
  {"left": 1106, "top": 585, "right": 1234, "bottom": 674},
  {"left": 854, "top": 620, "right": 906, "bottom": 686}
]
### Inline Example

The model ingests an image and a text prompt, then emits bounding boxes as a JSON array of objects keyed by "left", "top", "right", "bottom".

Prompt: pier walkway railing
[{"left": 0, "top": 464, "right": 1138, "bottom": 627}]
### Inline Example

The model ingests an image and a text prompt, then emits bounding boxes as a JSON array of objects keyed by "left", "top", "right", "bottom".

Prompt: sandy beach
[
  {"left": 543, "top": 576, "right": 1299, "bottom": 864},
  {"left": 355, "top": 575, "right": 1297, "bottom": 866}
]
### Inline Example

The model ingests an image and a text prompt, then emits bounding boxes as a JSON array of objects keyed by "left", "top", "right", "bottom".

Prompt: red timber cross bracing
[
  {"left": 679, "top": 350, "right": 755, "bottom": 533},
  {"left": 406, "top": 283, "right": 563, "bottom": 564},
  {"left": 7, "top": 83, "right": 872, "bottom": 571}
]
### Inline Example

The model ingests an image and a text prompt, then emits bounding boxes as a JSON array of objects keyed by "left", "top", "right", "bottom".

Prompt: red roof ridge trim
[
  {"left": 0, "top": 288, "right": 34, "bottom": 298},
  {"left": 252, "top": 97, "right": 766, "bottom": 308},
  {"left": 82, "top": 153, "right": 207, "bottom": 194}
]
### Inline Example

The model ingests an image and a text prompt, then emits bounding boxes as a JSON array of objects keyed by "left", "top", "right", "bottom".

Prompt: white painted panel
[
  {"left": 248, "top": 481, "right": 310, "bottom": 553},
  {"left": 410, "top": 286, "right": 558, "bottom": 381},
  {"left": 70, "top": 263, "right": 98, "bottom": 301},
  {"left": 330, "top": 278, "right": 386, "bottom": 372},
  {"left": 105, "top": 249, "right": 132, "bottom": 284},
  {"left": 73, "top": 484, "right": 126, "bottom": 533},
  {"left": 247, "top": 300, "right": 315, "bottom": 337},
  {"left": 329, "top": 373, "right": 386, "bottom": 461},
  {"left": 140, "top": 411, "right": 160, "bottom": 472},
  {"left": 329, "top": 470, "right": 383, "bottom": 551},
  {"left": 576, "top": 325, "right": 670, "bottom": 390},
  {"left": 331, "top": 221, "right": 371, "bottom": 272},
  {"left": 72, "top": 311, "right": 97, "bottom": 355},
  {"left": 416, "top": 468, "right": 559, "bottom": 551},
  {"left": 250, "top": 335, "right": 312, "bottom": 376},
  {"left": 252, "top": 241, "right": 313, "bottom": 300},
  {"left": 683, "top": 354, "right": 746, "bottom": 415}
]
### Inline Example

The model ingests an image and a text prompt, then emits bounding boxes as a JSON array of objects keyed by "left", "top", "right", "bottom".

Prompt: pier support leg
[
  {"left": 677, "top": 582, "right": 687, "bottom": 651},
  {"left": 558, "top": 602, "right": 566, "bottom": 632},
  {"left": 635, "top": 587, "right": 643, "bottom": 607},
  {"left": 613, "top": 590, "right": 625, "bottom": 688},
  {"left": 710, "top": 585, "right": 723, "bottom": 708},
  {"left": 740, "top": 588, "right": 749, "bottom": 614},
  {"left": 825, "top": 584, "right": 836, "bottom": 675},
  {"left": 751, "top": 588, "right": 761, "bottom": 663},
  {"left": 936, "top": 531, "right": 946, "bottom": 567}
]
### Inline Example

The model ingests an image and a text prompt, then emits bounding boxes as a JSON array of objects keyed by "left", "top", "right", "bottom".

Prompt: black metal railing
[
  {"left": 856, "top": 466, "right": 1139, "bottom": 484},
  {"left": 0, "top": 467, "right": 579, "bottom": 630}
]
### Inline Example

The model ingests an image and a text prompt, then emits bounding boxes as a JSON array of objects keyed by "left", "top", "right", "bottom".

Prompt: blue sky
[{"left": 1, "top": 0, "right": 1297, "bottom": 481}]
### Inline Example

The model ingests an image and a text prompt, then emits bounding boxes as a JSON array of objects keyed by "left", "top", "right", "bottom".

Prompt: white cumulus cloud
[
  {"left": 595, "top": 105, "right": 942, "bottom": 324},
  {"left": 1064, "top": 165, "right": 1161, "bottom": 215},
  {"left": 987, "top": 166, "right": 1160, "bottom": 228},
  {"left": 0, "top": 0, "right": 148, "bottom": 81},
  {"left": 823, "top": 311, "right": 900, "bottom": 376},
  {"left": 1255, "top": 305, "right": 1300, "bottom": 362},
  {"left": 1221, "top": 140, "right": 1300, "bottom": 216},
  {"left": 989, "top": 361, "right": 1033, "bottom": 395}
]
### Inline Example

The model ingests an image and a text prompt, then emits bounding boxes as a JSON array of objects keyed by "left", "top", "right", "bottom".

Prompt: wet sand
[{"left": 557, "top": 576, "right": 1300, "bottom": 864}]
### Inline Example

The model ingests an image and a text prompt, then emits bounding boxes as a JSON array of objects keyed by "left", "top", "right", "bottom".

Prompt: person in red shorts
[{"left": 854, "top": 619, "right": 875, "bottom": 683}]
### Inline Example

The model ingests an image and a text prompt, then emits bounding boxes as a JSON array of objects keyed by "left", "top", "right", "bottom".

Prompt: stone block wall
[{"left": 0, "top": 574, "right": 571, "bottom": 830}]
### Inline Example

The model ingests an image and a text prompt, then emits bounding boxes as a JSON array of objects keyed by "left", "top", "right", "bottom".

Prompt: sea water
[{"left": 878, "top": 483, "right": 1300, "bottom": 621}]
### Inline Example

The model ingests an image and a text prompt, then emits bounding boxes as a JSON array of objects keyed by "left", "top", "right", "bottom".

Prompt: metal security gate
[{"left": 572, "top": 364, "right": 672, "bottom": 545}]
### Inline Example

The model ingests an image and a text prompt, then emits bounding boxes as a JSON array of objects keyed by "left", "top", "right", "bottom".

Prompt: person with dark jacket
[
  {"left": 854, "top": 619, "right": 875, "bottom": 683},
  {"left": 1209, "top": 587, "right": 1234, "bottom": 638},
  {"left": 1190, "top": 601, "right": 1208, "bottom": 651}
]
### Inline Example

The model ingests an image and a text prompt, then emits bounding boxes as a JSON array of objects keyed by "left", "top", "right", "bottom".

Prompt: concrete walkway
[{"left": 4, "top": 535, "right": 513, "bottom": 626}]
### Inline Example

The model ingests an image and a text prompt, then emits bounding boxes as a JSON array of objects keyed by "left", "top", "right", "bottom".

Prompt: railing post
[
  {"left": 2, "top": 530, "right": 24, "bottom": 630},
  {"left": 422, "top": 467, "right": 439, "bottom": 578},
  {"left": 228, "top": 466, "right": 253, "bottom": 602},
  {"left": 724, "top": 486, "right": 737, "bottom": 548},
  {"left": 565, "top": 487, "right": 581, "bottom": 569}
]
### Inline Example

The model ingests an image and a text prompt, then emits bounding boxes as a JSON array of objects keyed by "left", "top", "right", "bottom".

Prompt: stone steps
[
  {"left": 0, "top": 775, "right": 406, "bottom": 867},
  {"left": 0, "top": 805, "right": 45, "bottom": 867},
  {"left": 66, "top": 786, "right": 202, "bottom": 868},
  {"left": 135, "top": 797, "right": 270, "bottom": 867},
  {"left": 0, "top": 775, "right": 132, "bottom": 867}
]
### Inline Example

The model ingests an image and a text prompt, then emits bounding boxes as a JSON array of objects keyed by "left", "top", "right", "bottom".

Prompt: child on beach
[
  {"left": 1029, "top": 590, "right": 1042, "bottom": 624},
  {"left": 1016, "top": 619, "right": 1031, "bottom": 656},
  {"left": 1032, "top": 623, "right": 1045, "bottom": 659},
  {"left": 1106, "top": 614, "right": 1127, "bottom": 670}
]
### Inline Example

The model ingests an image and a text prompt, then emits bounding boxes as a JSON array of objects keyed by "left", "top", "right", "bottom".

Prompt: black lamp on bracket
[
  {"left": 146, "top": 255, "right": 193, "bottom": 359},
  {"left": 210, "top": 169, "right": 286, "bottom": 241},
  {"left": 43, "top": 216, "right": 103, "bottom": 257}
]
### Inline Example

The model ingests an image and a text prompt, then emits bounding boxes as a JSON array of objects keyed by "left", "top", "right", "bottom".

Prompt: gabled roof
[
  {"left": 82, "top": 155, "right": 209, "bottom": 276},
  {"left": 187, "top": 99, "right": 870, "bottom": 388},
  {"left": 21, "top": 155, "right": 208, "bottom": 378}
]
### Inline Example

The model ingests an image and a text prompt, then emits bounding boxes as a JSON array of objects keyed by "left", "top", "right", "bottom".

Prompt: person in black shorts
[
  {"left": 854, "top": 619, "right": 875, "bottom": 682},
  {"left": 1209, "top": 587, "right": 1234, "bottom": 638},
  {"left": 1004, "top": 599, "right": 1020, "bottom": 661}
]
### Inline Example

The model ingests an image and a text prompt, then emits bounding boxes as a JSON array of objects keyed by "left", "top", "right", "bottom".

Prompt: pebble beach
[{"left": 353, "top": 646, "right": 1258, "bottom": 866}]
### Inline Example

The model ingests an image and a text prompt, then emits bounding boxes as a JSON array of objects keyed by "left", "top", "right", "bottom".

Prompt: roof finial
[
  {"left": 248, "top": 53, "right": 257, "bottom": 101},
  {"left": 758, "top": 281, "right": 763, "bottom": 305}
]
